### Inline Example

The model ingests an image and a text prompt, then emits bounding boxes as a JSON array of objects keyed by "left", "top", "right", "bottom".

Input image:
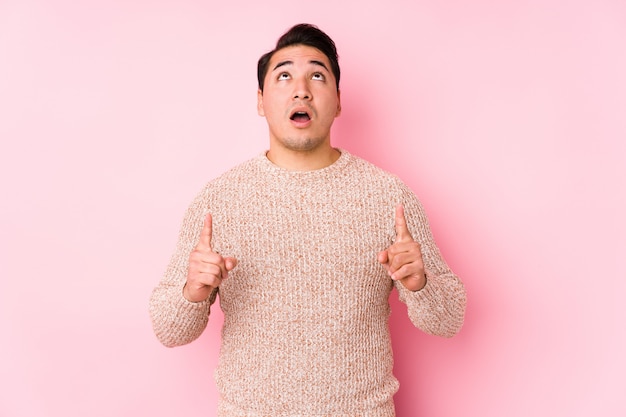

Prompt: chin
[{"left": 282, "top": 137, "right": 324, "bottom": 152}]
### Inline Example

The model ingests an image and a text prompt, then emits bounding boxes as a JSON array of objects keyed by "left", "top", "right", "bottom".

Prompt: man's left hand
[{"left": 377, "top": 204, "right": 427, "bottom": 292}]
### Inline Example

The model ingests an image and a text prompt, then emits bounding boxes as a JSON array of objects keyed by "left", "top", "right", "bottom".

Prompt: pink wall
[{"left": 1, "top": 1, "right": 625, "bottom": 416}]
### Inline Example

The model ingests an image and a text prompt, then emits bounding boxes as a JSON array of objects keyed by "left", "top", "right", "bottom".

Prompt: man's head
[
  {"left": 257, "top": 24, "right": 340, "bottom": 92},
  {"left": 257, "top": 24, "right": 342, "bottom": 168}
]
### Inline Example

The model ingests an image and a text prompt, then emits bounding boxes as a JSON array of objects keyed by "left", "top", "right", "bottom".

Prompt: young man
[{"left": 150, "top": 24, "right": 466, "bottom": 417}]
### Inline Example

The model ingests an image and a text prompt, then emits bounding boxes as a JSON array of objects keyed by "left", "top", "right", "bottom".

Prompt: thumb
[
  {"left": 377, "top": 250, "right": 389, "bottom": 264},
  {"left": 394, "top": 204, "right": 413, "bottom": 242},
  {"left": 225, "top": 257, "right": 238, "bottom": 271}
]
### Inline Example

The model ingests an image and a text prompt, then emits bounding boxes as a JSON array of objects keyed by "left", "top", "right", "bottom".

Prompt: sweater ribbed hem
[{"left": 217, "top": 397, "right": 396, "bottom": 417}]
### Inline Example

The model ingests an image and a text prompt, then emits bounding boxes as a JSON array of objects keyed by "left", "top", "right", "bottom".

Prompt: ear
[
  {"left": 335, "top": 89, "right": 342, "bottom": 117},
  {"left": 257, "top": 89, "right": 265, "bottom": 117}
]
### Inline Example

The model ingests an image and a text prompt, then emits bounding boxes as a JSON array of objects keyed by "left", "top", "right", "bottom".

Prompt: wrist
[
  {"left": 403, "top": 273, "right": 427, "bottom": 292},
  {"left": 182, "top": 283, "right": 210, "bottom": 303}
]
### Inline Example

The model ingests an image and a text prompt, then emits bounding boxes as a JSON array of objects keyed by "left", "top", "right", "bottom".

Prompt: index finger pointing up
[
  {"left": 199, "top": 213, "right": 213, "bottom": 250},
  {"left": 394, "top": 204, "right": 413, "bottom": 242}
]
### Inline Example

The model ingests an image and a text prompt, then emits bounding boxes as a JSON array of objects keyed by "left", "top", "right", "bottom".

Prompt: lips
[{"left": 289, "top": 106, "right": 313, "bottom": 125}]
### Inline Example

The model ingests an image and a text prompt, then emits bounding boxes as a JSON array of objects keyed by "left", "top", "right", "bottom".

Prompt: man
[{"left": 150, "top": 23, "right": 466, "bottom": 417}]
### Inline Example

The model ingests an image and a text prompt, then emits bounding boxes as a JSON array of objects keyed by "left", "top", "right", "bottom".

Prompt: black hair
[{"left": 257, "top": 23, "right": 340, "bottom": 92}]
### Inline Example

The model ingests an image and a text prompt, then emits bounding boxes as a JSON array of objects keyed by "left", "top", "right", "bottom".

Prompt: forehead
[{"left": 268, "top": 45, "right": 332, "bottom": 70}]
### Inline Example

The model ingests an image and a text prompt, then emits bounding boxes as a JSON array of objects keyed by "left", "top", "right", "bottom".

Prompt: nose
[{"left": 293, "top": 78, "right": 312, "bottom": 100}]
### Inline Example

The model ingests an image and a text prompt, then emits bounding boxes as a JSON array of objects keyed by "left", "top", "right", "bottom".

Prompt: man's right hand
[{"left": 184, "top": 213, "right": 237, "bottom": 302}]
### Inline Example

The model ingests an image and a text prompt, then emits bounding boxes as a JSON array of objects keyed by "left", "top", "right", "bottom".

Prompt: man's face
[{"left": 257, "top": 45, "right": 341, "bottom": 153}]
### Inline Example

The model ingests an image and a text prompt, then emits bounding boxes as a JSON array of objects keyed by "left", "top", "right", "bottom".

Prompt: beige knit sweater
[{"left": 149, "top": 149, "right": 466, "bottom": 416}]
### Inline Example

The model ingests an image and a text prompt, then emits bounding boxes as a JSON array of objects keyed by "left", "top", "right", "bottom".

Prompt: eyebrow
[{"left": 272, "top": 60, "right": 330, "bottom": 72}]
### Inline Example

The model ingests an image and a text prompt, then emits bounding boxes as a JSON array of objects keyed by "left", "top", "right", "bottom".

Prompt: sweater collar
[{"left": 258, "top": 148, "right": 351, "bottom": 176}]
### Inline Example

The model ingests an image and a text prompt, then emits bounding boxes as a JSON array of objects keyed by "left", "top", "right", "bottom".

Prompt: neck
[{"left": 266, "top": 145, "right": 341, "bottom": 171}]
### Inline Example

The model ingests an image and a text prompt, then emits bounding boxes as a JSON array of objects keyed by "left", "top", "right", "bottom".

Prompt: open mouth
[{"left": 290, "top": 111, "right": 311, "bottom": 123}]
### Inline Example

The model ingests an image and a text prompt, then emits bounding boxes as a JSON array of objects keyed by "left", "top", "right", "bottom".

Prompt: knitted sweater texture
[{"left": 149, "top": 149, "right": 466, "bottom": 417}]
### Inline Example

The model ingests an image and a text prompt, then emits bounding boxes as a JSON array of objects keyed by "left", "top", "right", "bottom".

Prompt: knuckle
[{"left": 189, "top": 259, "right": 201, "bottom": 270}]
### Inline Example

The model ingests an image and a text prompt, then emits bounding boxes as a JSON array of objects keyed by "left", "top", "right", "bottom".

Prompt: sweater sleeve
[
  {"left": 393, "top": 181, "right": 466, "bottom": 338},
  {"left": 148, "top": 187, "right": 218, "bottom": 347}
]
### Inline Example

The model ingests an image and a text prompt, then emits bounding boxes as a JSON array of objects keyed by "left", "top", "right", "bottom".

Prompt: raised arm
[
  {"left": 380, "top": 184, "right": 466, "bottom": 337},
  {"left": 149, "top": 193, "right": 237, "bottom": 347}
]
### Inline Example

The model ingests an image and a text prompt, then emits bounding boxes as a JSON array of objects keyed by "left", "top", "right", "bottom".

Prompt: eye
[
  {"left": 278, "top": 72, "right": 290, "bottom": 80},
  {"left": 312, "top": 72, "right": 326, "bottom": 81}
]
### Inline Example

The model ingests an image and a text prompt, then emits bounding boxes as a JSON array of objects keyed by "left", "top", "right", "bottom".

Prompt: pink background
[{"left": 1, "top": 0, "right": 625, "bottom": 416}]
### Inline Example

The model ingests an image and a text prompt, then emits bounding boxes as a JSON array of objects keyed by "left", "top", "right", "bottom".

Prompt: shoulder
[
  {"left": 200, "top": 154, "right": 264, "bottom": 191},
  {"left": 185, "top": 154, "right": 264, "bottom": 210},
  {"left": 342, "top": 150, "right": 409, "bottom": 190},
  {"left": 214, "top": 155, "right": 264, "bottom": 183},
  {"left": 342, "top": 150, "right": 425, "bottom": 211}
]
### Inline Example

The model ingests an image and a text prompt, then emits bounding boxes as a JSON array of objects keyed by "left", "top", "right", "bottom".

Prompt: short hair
[{"left": 257, "top": 23, "right": 340, "bottom": 92}]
